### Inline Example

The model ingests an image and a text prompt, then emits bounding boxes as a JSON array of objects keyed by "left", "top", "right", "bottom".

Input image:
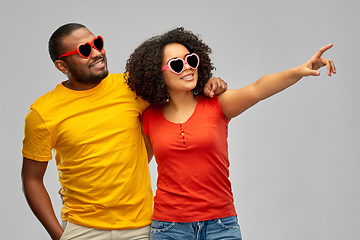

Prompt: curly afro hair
[{"left": 125, "top": 27, "right": 215, "bottom": 106}]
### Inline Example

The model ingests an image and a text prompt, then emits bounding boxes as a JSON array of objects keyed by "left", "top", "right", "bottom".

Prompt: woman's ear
[{"left": 55, "top": 60, "right": 69, "bottom": 74}]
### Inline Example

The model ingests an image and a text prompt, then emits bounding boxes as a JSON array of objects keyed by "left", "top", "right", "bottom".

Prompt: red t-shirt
[{"left": 142, "top": 95, "right": 237, "bottom": 222}]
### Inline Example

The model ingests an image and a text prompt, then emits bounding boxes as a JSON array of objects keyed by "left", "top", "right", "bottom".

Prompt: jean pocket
[
  {"left": 59, "top": 221, "right": 70, "bottom": 240},
  {"left": 217, "top": 216, "right": 240, "bottom": 230},
  {"left": 150, "top": 220, "right": 175, "bottom": 233}
]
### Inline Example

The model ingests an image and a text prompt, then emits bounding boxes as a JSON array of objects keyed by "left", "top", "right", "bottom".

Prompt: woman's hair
[{"left": 125, "top": 27, "right": 215, "bottom": 106}]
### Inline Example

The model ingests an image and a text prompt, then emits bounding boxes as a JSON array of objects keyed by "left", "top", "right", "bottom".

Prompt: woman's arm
[
  {"left": 141, "top": 119, "right": 154, "bottom": 163},
  {"left": 218, "top": 44, "right": 336, "bottom": 119},
  {"left": 142, "top": 132, "right": 154, "bottom": 163}
]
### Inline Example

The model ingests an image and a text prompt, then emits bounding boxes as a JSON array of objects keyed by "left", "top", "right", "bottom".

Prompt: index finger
[
  {"left": 314, "top": 44, "right": 333, "bottom": 58},
  {"left": 210, "top": 80, "right": 219, "bottom": 92}
]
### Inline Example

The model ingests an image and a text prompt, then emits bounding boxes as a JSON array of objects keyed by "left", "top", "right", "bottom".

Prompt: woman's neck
[{"left": 163, "top": 91, "right": 198, "bottom": 123}]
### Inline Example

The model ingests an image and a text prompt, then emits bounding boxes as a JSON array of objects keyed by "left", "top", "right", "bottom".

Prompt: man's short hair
[{"left": 48, "top": 23, "right": 86, "bottom": 63}]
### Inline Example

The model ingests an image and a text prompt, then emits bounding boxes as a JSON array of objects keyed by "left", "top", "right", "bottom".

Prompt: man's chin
[{"left": 90, "top": 69, "right": 109, "bottom": 82}]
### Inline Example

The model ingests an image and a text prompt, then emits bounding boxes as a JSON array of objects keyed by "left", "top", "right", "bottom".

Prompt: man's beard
[{"left": 67, "top": 59, "right": 109, "bottom": 85}]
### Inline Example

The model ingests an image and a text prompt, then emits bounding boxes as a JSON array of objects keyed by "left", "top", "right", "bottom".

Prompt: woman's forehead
[{"left": 163, "top": 43, "right": 190, "bottom": 61}]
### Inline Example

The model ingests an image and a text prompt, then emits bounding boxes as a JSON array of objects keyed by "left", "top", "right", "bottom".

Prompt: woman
[{"left": 125, "top": 27, "right": 335, "bottom": 240}]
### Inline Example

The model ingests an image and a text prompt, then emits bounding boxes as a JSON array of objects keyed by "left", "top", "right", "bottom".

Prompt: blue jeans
[{"left": 150, "top": 216, "right": 241, "bottom": 240}]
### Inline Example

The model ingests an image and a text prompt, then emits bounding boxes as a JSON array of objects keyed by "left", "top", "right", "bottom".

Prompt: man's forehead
[{"left": 62, "top": 28, "right": 95, "bottom": 48}]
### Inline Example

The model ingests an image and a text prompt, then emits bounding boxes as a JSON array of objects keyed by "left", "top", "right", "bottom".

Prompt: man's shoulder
[
  {"left": 106, "top": 72, "right": 129, "bottom": 89},
  {"left": 108, "top": 72, "right": 126, "bottom": 81},
  {"left": 31, "top": 83, "right": 63, "bottom": 107}
]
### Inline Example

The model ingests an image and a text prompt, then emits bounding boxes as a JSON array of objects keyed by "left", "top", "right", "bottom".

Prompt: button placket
[{"left": 178, "top": 123, "right": 187, "bottom": 147}]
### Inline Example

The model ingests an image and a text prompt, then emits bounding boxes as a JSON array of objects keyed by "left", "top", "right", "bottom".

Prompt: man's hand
[{"left": 203, "top": 77, "right": 228, "bottom": 98}]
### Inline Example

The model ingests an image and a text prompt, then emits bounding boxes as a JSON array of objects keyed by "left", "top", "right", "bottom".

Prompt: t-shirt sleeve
[
  {"left": 210, "top": 95, "right": 231, "bottom": 123},
  {"left": 22, "top": 108, "right": 53, "bottom": 161},
  {"left": 137, "top": 96, "right": 150, "bottom": 114},
  {"left": 122, "top": 72, "right": 150, "bottom": 114}
]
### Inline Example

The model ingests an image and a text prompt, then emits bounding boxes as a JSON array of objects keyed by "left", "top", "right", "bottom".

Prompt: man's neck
[{"left": 63, "top": 79, "right": 103, "bottom": 91}]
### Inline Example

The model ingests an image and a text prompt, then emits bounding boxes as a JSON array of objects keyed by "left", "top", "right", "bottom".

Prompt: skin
[
  {"left": 142, "top": 43, "right": 336, "bottom": 160},
  {"left": 54, "top": 27, "right": 108, "bottom": 91},
  {"left": 218, "top": 44, "right": 336, "bottom": 119},
  {"left": 161, "top": 44, "right": 200, "bottom": 123},
  {"left": 160, "top": 43, "right": 335, "bottom": 123},
  {"left": 22, "top": 158, "right": 63, "bottom": 240},
  {"left": 22, "top": 28, "right": 227, "bottom": 240},
  {"left": 22, "top": 28, "right": 110, "bottom": 240}
]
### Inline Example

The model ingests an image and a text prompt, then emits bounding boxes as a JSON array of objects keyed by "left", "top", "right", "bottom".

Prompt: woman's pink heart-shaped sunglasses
[{"left": 161, "top": 53, "right": 200, "bottom": 74}]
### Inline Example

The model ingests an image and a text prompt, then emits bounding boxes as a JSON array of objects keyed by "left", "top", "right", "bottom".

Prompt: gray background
[{"left": 1, "top": 0, "right": 359, "bottom": 239}]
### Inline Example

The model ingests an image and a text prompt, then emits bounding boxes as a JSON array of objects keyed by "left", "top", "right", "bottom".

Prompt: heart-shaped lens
[
  {"left": 93, "top": 36, "right": 104, "bottom": 51},
  {"left": 186, "top": 54, "right": 199, "bottom": 69},
  {"left": 78, "top": 43, "right": 92, "bottom": 58},
  {"left": 169, "top": 59, "right": 184, "bottom": 74}
]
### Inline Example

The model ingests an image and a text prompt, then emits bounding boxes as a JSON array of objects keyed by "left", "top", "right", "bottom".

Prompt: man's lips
[{"left": 90, "top": 58, "right": 105, "bottom": 68}]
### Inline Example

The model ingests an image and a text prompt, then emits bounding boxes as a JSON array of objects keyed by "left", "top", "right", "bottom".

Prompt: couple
[{"left": 22, "top": 23, "right": 335, "bottom": 240}]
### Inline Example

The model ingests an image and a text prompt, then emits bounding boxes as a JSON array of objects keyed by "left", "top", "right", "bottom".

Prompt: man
[{"left": 21, "top": 23, "right": 226, "bottom": 240}]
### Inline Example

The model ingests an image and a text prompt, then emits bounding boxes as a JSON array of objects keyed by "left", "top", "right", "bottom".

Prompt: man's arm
[{"left": 21, "top": 157, "right": 63, "bottom": 240}]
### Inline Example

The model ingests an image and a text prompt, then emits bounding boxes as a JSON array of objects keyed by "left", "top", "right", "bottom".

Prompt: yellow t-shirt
[{"left": 22, "top": 73, "right": 153, "bottom": 230}]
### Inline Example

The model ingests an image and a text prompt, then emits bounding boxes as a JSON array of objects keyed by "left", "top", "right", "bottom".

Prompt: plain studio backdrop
[{"left": 1, "top": 0, "right": 358, "bottom": 239}]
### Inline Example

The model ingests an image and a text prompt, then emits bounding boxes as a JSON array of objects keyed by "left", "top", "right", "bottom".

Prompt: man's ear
[{"left": 55, "top": 60, "right": 69, "bottom": 74}]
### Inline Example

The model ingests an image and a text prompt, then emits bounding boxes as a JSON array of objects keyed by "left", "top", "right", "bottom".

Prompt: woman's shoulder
[
  {"left": 142, "top": 105, "right": 163, "bottom": 119},
  {"left": 198, "top": 95, "right": 228, "bottom": 121},
  {"left": 199, "top": 94, "right": 220, "bottom": 107}
]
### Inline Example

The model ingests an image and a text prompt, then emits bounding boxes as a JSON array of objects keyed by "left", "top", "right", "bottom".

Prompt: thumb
[
  {"left": 307, "top": 69, "right": 320, "bottom": 76},
  {"left": 204, "top": 83, "right": 215, "bottom": 98},
  {"left": 208, "top": 83, "right": 216, "bottom": 97},
  {"left": 208, "top": 91, "right": 214, "bottom": 98},
  {"left": 303, "top": 62, "right": 320, "bottom": 77}
]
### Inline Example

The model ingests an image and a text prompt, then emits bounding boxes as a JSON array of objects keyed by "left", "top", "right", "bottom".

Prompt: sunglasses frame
[
  {"left": 161, "top": 53, "right": 200, "bottom": 74},
  {"left": 58, "top": 35, "right": 104, "bottom": 60}
]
